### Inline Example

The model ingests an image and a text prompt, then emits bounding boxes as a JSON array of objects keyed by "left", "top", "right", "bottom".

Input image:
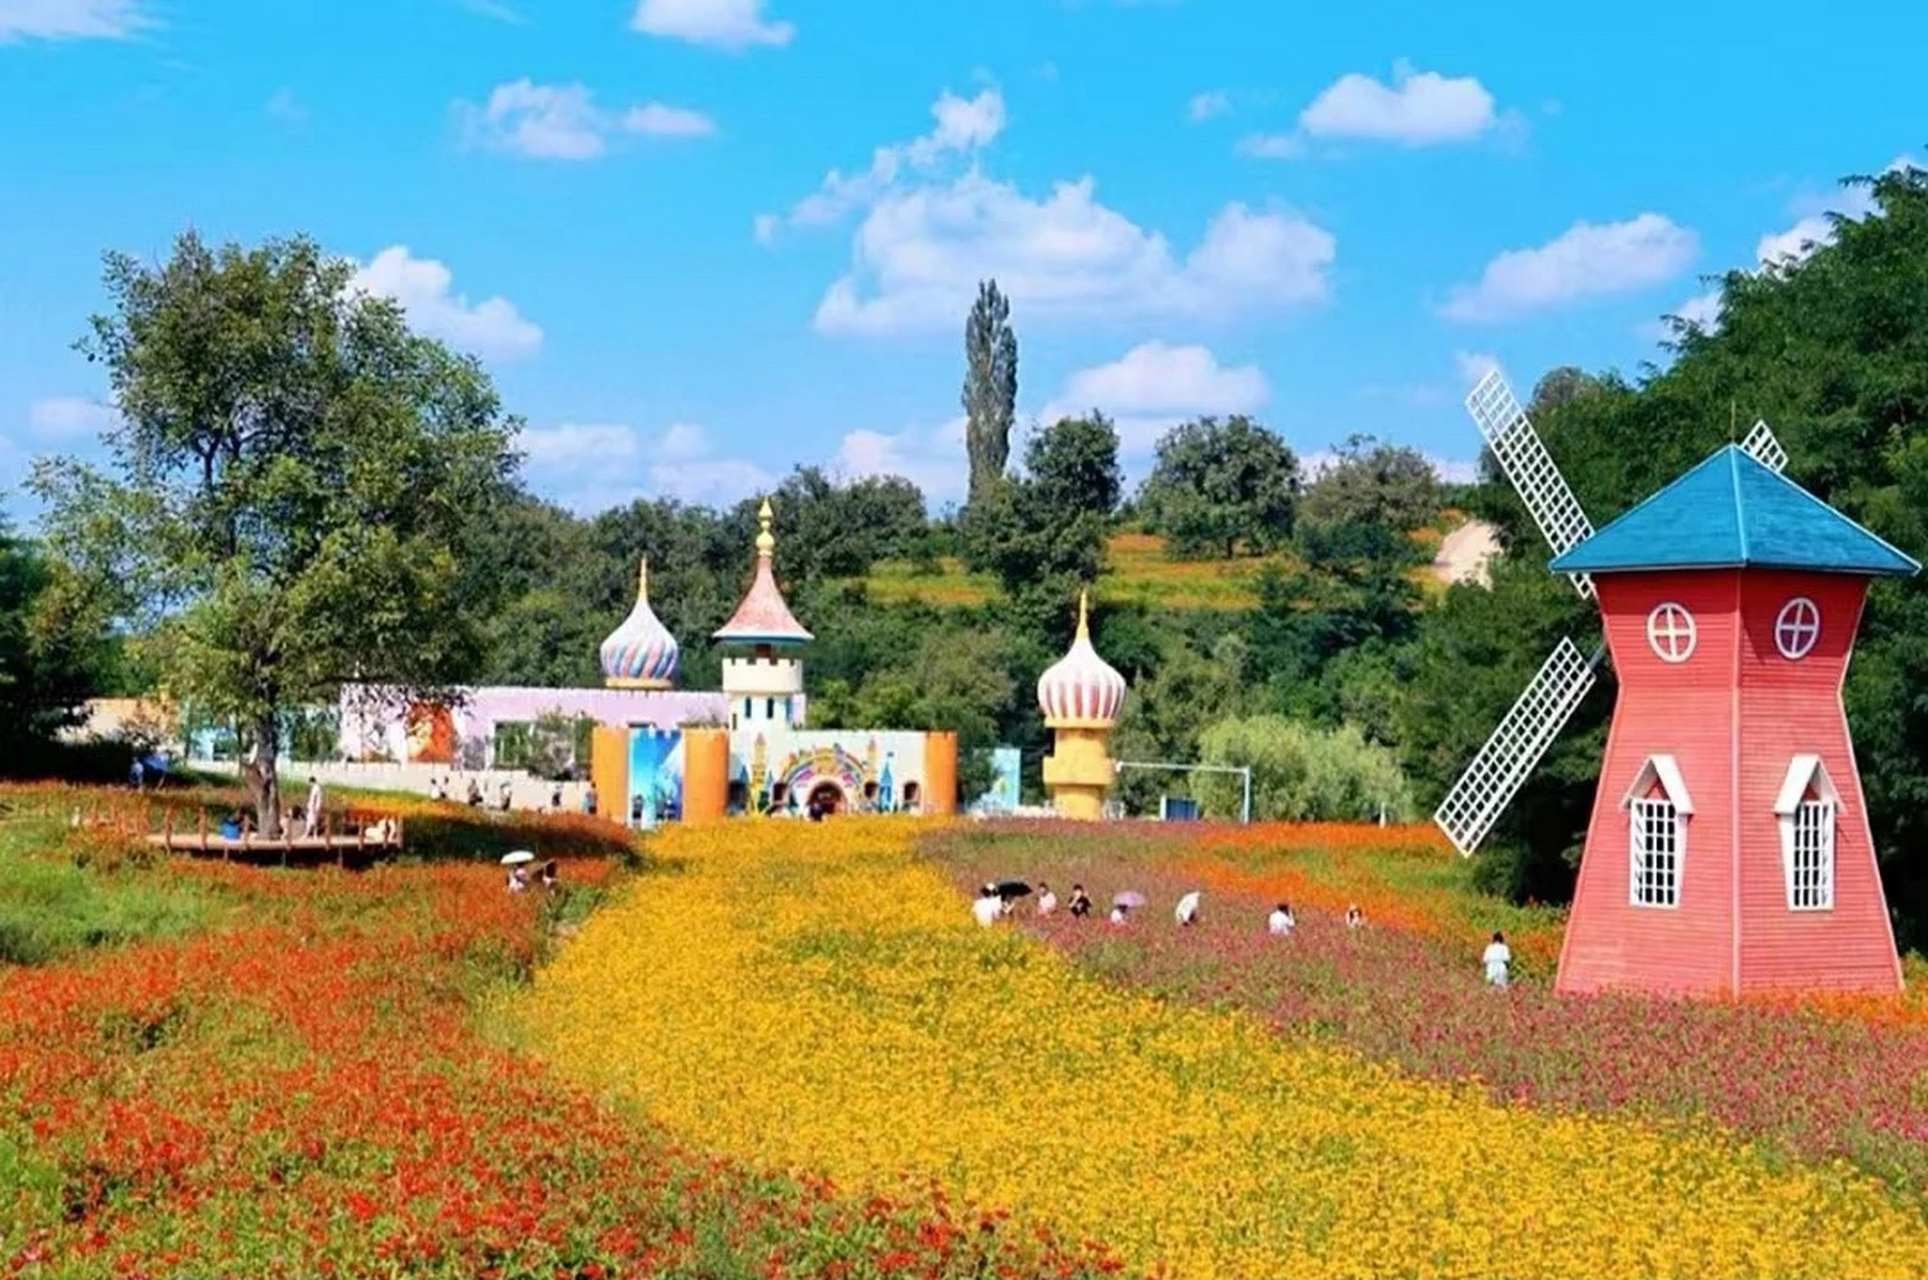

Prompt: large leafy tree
[
  {"left": 961, "top": 279, "right": 1017, "bottom": 502},
  {"left": 1299, "top": 433, "right": 1443, "bottom": 533},
  {"left": 960, "top": 415, "right": 1119, "bottom": 605},
  {"left": 32, "top": 231, "right": 517, "bottom": 832},
  {"left": 1138, "top": 415, "right": 1300, "bottom": 558},
  {"left": 0, "top": 519, "right": 107, "bottom": 753}
]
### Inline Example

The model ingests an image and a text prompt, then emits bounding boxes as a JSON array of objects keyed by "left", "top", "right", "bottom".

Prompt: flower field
[
  {"left": 520, "top": 818, "right": 1928, "bottom": 1279},
  {"left": 927, "top": 823, "right": 1928, "bottom": 1199},
  {"left": 0, "top": 786, "right": 1111, "bottom": 1279}
]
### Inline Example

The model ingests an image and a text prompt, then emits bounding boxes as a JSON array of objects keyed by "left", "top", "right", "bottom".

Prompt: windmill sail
[
  {"left": 1434, "top": 637, "right": 1599, "bottom": 858},
  {"left": 1740, "top": 420, "right": 1788, "bottom": 473},
  {"left": 1466, "top": 370, "right": 1596, "bottom": 598}
]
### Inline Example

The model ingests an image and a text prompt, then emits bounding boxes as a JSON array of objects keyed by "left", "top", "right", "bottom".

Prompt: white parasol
[{"left": 500, "top": 850, "right": 537, "bottom": 866}]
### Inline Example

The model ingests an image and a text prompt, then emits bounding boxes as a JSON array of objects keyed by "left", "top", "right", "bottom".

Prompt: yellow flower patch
[{"left": 517, "top": 820, "right": 1928, "bottom": 1279}]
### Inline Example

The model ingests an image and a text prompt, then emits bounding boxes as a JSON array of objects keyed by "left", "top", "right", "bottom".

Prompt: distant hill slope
[{"left": 857, "top": 522, "right": 1486, "bottom": 611}]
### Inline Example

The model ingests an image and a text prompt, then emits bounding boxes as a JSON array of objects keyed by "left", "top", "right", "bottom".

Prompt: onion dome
[
  {"left": 713, "top": 498, "right": 814, "bottom": 646},
  {"left": 600, "top": 557, "right": 680, "bottom": 688},
  {"left": 1036, "top": 591, "right": 1126, "bottom": 728}
]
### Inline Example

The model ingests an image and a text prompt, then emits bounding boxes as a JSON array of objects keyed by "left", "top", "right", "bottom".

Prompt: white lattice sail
[
  {"left": 1466, "top": 370, "right": 1596, "bottom": 599},
  {"left": 1740, "top": 419, "right": 1788, "bottom": 474},
  {"left": 1434, "top": 637, "right": 1600, "bottom": 857}
]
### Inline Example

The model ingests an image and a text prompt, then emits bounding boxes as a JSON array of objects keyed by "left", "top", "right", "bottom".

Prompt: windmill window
[
  {"left": 1646, "top": 602, "right": 1697, "bottom": 663},
  {"left": 1774, "top": 597, "right": 1821, "bottom": 660},
  {"left": 1774, "top": 755, "right": 1838, "bottom": 910},
  {"left": 1621, "top": 754, "right": 1691, "bottom": 908}
]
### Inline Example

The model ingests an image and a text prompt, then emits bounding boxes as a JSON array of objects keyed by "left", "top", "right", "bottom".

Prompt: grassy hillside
[{"left": 860, "top": 524, "right": 1464, "bottom": 611}]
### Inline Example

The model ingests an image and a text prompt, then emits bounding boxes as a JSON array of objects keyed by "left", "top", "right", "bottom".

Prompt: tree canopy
[
  {"left": 32, "top": 231, "right": 518, "bottom": 830},
  {"left": 1138, "top": 416, "right": 1301, "bottom": 558}
]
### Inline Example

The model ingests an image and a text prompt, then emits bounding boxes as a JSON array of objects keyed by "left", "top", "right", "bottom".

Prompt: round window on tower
[
  {"left": 1646, "top": 602, "right": 1697, "bottom": 664},
  {"left": 1774, "top": 596, "right": 1821, "bottom": 660}
]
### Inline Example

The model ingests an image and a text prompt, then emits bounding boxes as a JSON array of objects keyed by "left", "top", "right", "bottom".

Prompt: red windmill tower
[{"left": 1434, "top": 369, "right": 1918, "bottom": 995}]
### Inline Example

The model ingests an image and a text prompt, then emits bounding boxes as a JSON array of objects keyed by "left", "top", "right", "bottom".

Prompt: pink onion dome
[
  {"left": 600, "top": 557, "right": 680, "bottom": 688},
  {"left": 1036, "top": 591, "right": 1126, "bottom": 728}
]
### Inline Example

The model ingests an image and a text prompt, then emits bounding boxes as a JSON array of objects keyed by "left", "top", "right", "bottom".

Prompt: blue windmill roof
[{"left": 1549, "top": 444, "right": 1919, "bottom": 577}]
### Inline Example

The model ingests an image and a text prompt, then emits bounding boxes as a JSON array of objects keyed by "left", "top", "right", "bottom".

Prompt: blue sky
[{"left": 3, "top": 0, "right": 1924, "bottom": 519}]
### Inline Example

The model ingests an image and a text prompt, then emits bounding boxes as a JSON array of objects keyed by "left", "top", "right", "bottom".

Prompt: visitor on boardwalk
[
  {"left": 1067, "top": 884, "right": 1091, "bottom": 918},
  {"left": 550, "top": 781, "right": 564, "bottom": 812},
  {"left": 497, "top": 779, "right": 513, "bottom": 812},
  {"left": 304, "top": 776, "right": 324, "bottom": 834},
  {"left": 1175, "top": 891, "right": 1202, "bottom": 927},
  {"left": 1482, "top": 931, "right": 1512, "bottom": 987},
  {"left": 129, "top": 757, "right": 144, "bottom": 791},
  {"left": 582, "top": 782, "right": 597, "bottom": 815},
  {"left": 1036, "top": 881, "right": 1058, "bottom": 916},
  {"left": 429, "top": 776, "right": 446, "bottom": 801},
  {"left": 1268, "top": 902, "right": 1295, "bottom": 935},
  {"left": 467, "top": 778, "right": 484, "bottom": 807},
  {"left": 971, "top": 886, "right": 1002, "bottom": 928}
]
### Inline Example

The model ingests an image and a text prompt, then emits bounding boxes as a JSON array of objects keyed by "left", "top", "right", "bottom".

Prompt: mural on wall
[
  {"left": 627, "top": 729, "right": 684, "bottom": 827},
  {"left": 981, "top": 746, "right": 1022, "bottom": 812},
  {"left": 777, "top": 743, "right": 869, "bottom": 812},
  {"left": 404, "top": 703, "right": 455, "bottom": 764}
]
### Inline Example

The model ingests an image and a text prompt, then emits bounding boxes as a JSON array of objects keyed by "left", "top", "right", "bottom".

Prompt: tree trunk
[{"left": 243, "top": 713, "right": 282, "bottom": 837}]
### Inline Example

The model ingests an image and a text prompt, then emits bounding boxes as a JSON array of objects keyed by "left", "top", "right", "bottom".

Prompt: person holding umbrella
[
  {"left": 992, "top": 879, "right": 1031, "bottom": 917},
  {"left": 971, "top": 884, "right": 1003, "bottom": 928},
  {"left": 502, "top": 850, "right": 537, "bottom": 893},
  {"left": 1110, "top": 890, "right": 1145, "bottom": 924}
]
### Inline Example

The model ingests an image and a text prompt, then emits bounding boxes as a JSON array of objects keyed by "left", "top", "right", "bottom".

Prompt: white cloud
[
  {"left": 631, "top": 0, "right": 792, "bottom": 49},
  {"left": 1041, "top": 341, "right": 1269, "bottom": 452},
  {"left": 1300, "top": 61, "right": 1498, "bottom": 145},
  {"left": 1426, "top": 453, "right": 1479, "bottom": 484},
  {"left": 0, "top": 0, "right": 145, "bottom": 42},
  {"left": 1755, "top": 213, "right": 1833, "bottom": 267},
  {"left": 1441, "top": 213, "right": 1697, "bottom": 322},
  {"left": 1454, "top": 350, "right": 1499, "bottom": 386},
  {"left": 1187, "top": 90, "right": 1230, "bottom": 122},
  {"left": 777, "top": 84, "right": 1335, "bottom": 336},
  {"left": 27, "top": 395, "right": 117, "bottom": 440},
  {"left": 623, "top": 102, "right": 716, "bottom": 138},
  {"left": 518, "top": 419, "right": 776, "bottom": 512},
  {"left": 348, "top": 246, "right": 542, "bottom": 359},
  {"left": 1660, "top": 289, "right": 1723, "bottom": 336},
  {"left": 832, "top": 417, "right": 967, "bottom": 504},
  {"left": 777, "top": 87, "right": 1006, "bottom": 231},
  {"left": 815, "top": 178, "right": 1334, "bottom": 335},
  {"left": 452, "top": 0, "right": 523, "bottom": 21},
  {"left": 456, "top": 79, "right": 713, "bottom": 160},
  {"left": 1242, "top": 61, "right": 1501, "bottom": 158}
]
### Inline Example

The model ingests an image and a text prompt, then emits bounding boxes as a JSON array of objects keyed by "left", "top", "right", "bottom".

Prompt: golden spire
[
  {"left": 636, "top": 555, "right": 650, "bottom": 604},
  {"left": 755, "top": 497, "right": 776, "bottom": 558},
  {"left": 1075, "top": 589, "right": 1091, "bottom": 640}
]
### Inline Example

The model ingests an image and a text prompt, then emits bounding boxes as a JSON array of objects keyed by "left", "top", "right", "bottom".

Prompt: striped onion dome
[
  {"left": 1036, "top": 591, "right": 1126, "bottom": 728},
  {"left": 600, "top": 557, "right": 680, "bottom": 689}
]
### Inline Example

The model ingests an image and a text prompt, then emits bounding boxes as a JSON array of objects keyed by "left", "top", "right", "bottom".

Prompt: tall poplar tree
[{"left": 961, "top": 279, "right": 1017, "bottom": 502}]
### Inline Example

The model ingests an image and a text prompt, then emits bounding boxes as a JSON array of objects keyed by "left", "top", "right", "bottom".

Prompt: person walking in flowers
[
  {"left": 1344, "top": 903, "right": 1364, "bottom": 931},
  {"left": 1035, "top": 881, "right": 1058, "bottom": 916},
  {"left": 1267, "top": 902, "right": 1295, "bottom": 935},
  {"left": 971, "top": 885, "right": 1002, "bottom": 928},
  {"left": 1482, "top": 930, "right": 1512, "bottom": 987}
]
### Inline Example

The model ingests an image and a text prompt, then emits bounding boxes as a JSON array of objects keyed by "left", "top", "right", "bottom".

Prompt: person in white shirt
[
  {"left": 1108, "top": 903, "right": 1129, "bottom": 925},
  {"left": 1036, "top": 882, "right": 1058, "bottom": 916},
  {"left": 1267, "top": 902, "right": 1295, "bottom": 935},
  {"left": 1174, "top": 890, "right": 1202, "bottom": 927},
  {"left": 971, "top": 889, "right": 1002, "bottom": 928},
  {"left": 304, "top": 777, "right": 324, "bottom": 834},
  {"left": 1345, "top": 904, "right": 1364, "bottom": 931},
  {"left": 1482, "top": 931, "right": 1512, "bottom": 987}
]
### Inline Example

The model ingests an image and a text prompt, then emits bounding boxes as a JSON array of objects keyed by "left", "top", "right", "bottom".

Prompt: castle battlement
[{"left": 721, "top": 656, "right": 804, "bottom": 696}]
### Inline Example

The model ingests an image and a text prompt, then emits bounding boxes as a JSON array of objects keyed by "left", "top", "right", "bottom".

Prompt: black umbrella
[{"left": 994, "top": 879, "right": 1032, "bottom": 899}]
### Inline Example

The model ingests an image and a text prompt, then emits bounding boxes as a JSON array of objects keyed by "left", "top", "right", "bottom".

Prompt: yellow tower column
[
  {"left": 922, "top": 730, "right": 958, "bottom": 816},
  {"left": 683, "top": 727, "right": 730, "bottom": 824},
  {"left": 1036, "top": 592, "right": 1127, "bottom": 822}
]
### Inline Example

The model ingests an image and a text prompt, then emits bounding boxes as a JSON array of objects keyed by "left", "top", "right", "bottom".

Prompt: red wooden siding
[{"left": 1557, "top": 568, "right": 1902, "bottom": 995}]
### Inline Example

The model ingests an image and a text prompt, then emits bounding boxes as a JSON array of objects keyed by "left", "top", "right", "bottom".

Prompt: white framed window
[
  {"left": 1774, "top": 597, "right": 1821, "bottom": 660},
  {"left": 1646, "top": 602, "right": 1697, "bottom": 663},
  {"left": 1621, "top": 755, "right": 1692, "bottom": 908},
  {"left": 1775, "top": 754, "right": 1838, "bottom": 910}
]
